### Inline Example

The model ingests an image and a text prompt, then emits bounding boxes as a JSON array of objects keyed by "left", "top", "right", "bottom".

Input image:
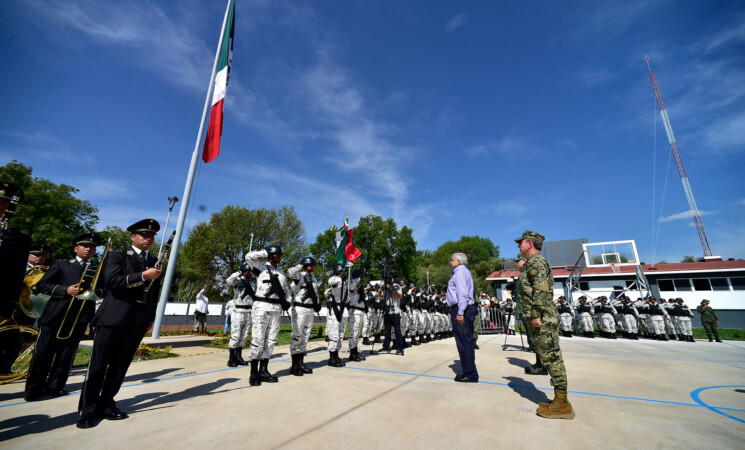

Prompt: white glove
[{"left": 245, "top": 249, "right": 268, "bottom": 262}]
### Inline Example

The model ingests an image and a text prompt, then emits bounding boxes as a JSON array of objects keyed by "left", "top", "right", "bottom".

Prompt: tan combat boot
[{"left": 536, "top": 389, "right": 575, "bottom": 419}]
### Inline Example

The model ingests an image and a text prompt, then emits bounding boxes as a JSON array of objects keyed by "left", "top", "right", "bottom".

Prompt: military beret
[
  {"left": 73, "top": 232, "right": 103, "bottom": 246},
  {"left": 127, "top": 218, "right": 160, "bottom": 234},
  {"left": 0, "top": 181, "right": 24, "bottom": 202},
  {"left": 29, "top": 243, "right": 52, "bottom": 255},
  {"left": 515, "top": 230, "right": 545, "bottom": 244}
]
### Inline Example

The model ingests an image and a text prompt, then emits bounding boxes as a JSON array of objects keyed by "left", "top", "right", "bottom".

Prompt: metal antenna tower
[{"left": 645, "top": 56, "right": 712, "bottom": 257}]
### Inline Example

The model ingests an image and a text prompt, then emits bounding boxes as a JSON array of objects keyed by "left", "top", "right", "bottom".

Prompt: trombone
[{"left": 56, "top": 239, "right": 112, "bottom": 340}]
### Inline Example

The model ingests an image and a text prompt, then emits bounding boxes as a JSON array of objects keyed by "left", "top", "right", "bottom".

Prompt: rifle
[
  {"left": 265, "top": 269, "right": 290, "bottom": 311},
  {"left": 300, "top": 274, "right": 321, "bottom": 313}
]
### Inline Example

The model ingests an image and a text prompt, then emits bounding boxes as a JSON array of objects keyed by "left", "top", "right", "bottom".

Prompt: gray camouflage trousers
[
  {"left": 326, "top": 309, "right": 349, "bottom": 352},
  {"left": 559, "top": 313, "right": 573, "bottom": 332},
  {"left": 229, "top": 309, "right": 252, "bottom": 349},
  {"left": 598, "top": 313, "right": 615, "bottom": 333},
  {"left": 664, "top": 316, "right": 676, "bottom": 335},
  {"left": 579, "top": 312, "right": 594, "bottom": 332},
  {"left": 646, "top": 315, "right": 666, "bottom": 335},
  {"left": 348, "top": 309, "right": 365, "bottom": 350},
  {"left": 249, "top": 303, "right": 281, "bottom": 360},
  {"left": 623, "top": 314, "right": 638, "bottom": 333},
  {"left": 401, "top": 311, "right": 410, "bottom": 337},
  {"left": 677, "top": 316, "right": 692, "bottom": 336},
  {"left": 423, "top": 311, "right": 432, "bottom": 334},
  {"left": 290, "top": 307, "right": 315, "bottom": 355}
]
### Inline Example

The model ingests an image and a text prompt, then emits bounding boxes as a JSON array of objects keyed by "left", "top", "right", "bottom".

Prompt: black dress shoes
[
  {"left": 453, "top": 374, "right": 478, "bottom": 383},
  {"left": 24, "top": 392, "right": 44, "bottom": 402},
  {"left": 103, "top": 407, "right": 129, "bottom": 420},
  {"left": 76, "top": 416, "right": 99, "bottom": 429}
]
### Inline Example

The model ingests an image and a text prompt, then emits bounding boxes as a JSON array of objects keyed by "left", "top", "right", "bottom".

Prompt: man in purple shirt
[{"left": 447, "top": 252, "right": 478, "bottom": 383}]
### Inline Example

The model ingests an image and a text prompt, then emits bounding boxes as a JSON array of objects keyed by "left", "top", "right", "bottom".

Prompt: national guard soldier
[
  {"left": 617, "top": 296, "right": 640, "bottom": 340},
  {"left": 247, "top": 245, "right": 291, "bottom": 386},
  {"left": 634, "top": 297, "right": 650, "bottom": 338},
  {"left": 672, "top": 298, "right": 695, "bottom": 342},
  {"left": 408, "top": 284, "right": 421, "bottom": 346},
  {"left": 645, "top": 296, "right": 669, "bottom": 340},
  {"left": 415, "top": 287, "right": 427, "bottom": 344},
  {"left": 659, "top": 298, "right": 676, "bottom": 339},
  {"left": 288, "top": 257, "right": 321, "bottom": 375},
  {"left": 78, "top": 219, "right": 161, "bottom": 428},
  {"left": 360, "top": 283, "right": 376, "bottom": 345},
  {"left": 575, "top": 296, "right": 595, "bottom": 338},
  {"left": 697, "top": 299, "right": 721, "bottom": 342},
  {"left": 25, "top": 233, "right": 103, "bottom": 401},
  {"left": 595, "top": 296, "right": 617, "bottom": 339},
  {"left": 225, "top": 262, "right": 259, "bottom": 367},
  {"left": 516, "top": 230, "right": 574, "bottom": 419},
  {"left": 373, "top": 286, "right": 385, "bottom": 343},
  {"left": 556, "top": 296, "right": 574, "bottom": 338},
  {"left": 500, "top": 298, "right": 516, "bottom": 335},
  {"left": 346, "top": 269, "right": 367, "bottom": 362},
  {"left": 325, "top": 264, "right": 350, "bottom": 367},
  {"left": 398, "top": 280, "right": 411, "bottom": 348}
]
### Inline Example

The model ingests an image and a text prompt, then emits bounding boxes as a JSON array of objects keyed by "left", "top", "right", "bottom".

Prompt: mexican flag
[
  {"left": 202, "top": 0, "right": 236, "bottom": 163},
  {"left": 335, "top": 220, "right": 362, "bottom": 267}
]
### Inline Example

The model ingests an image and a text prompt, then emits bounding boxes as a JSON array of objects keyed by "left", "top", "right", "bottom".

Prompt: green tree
[
  {"left": 308, "top": 215, "right": 418, "bottom": 284},
  {"left": 0, "top": 160, "right": 98, "bottom": 259},
  {"left": 681, "top": 255, "right": 696, "bottom": 263},
  {"left": 419, "top": 235, "right": 501, "bottom": 295},
  {"left": 100, "top": 225, "right": 132, "bottom": 251},
  {"left": 174, "top": 204, "right": 308, "bottom": 301}
]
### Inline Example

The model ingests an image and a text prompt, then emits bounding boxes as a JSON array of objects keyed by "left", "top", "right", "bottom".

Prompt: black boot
[
  {"left": 707, "top": 333, "right": 713, "bottom": 342},
  {"left": 328, "top": 351, "right": 345, "bottom": 367},
  {"left": 473, "top": 338, "right": 480, "bottom": 350},
  {"left": 374, "top": 334, "right": 382, "bottom": 344},
  {"left": 235, "top": 348, "right": 248, "bottom": 366},
  {"left": 688, "top": 335, "right": 695, "bottom": 343},
  {"left": 411, "top": 335, "right": 420, "bottom": 346},
  {"left": 259, "top": 359, "right": 278, "bottom": 382},
  {"left": 362, "top": 337, "right": 371, "bottom": 345},
  {"left": 249, "top": 359, "right": 261, "bottom": 386},
  {"left": 609, "top": 331, "right": 617, "bottom": 339},
  {"left": 227, "top": 348, "right": 238, "bottom": 367},
  {"left": 290, "top": 354, "right": 304, "bottom": 376},
  {"left": 662, "top": 334, "right": 669, "bottom": 341},
  {"left": 299, "top": 353, "right": 313, "bottom": 374},
  {"left": 349, "top": 347, "right": 365, "bottom": 362}
]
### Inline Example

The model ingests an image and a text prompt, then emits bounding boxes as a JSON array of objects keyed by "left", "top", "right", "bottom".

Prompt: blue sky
[{"left": 1, "top": 0, "right": 744, "bottom": 264}]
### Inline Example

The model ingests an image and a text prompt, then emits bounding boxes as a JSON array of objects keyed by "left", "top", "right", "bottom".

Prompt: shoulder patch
[{"left": 127, "top": 250, "right": 134, "bottom": 255}]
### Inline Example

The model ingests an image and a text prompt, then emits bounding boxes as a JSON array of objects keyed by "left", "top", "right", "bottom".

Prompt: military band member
[
  {"left": 226, "top": 262, "right": 259, "bottom": 367},
  {"left": 78, "top": 219, "right": 162, "bottom": 429},
  {"left": 288, "top": 257, "right": 321, "bottom": 375},
  {"left": 25, "top": 233, "right": 102, "bottom": 401},
  {"left": 0, "top": 182, "right": 32, "bottom": 374},
  {"left": 325, "top": 264, "right": 350, "bottom": 367},
  {"left": 346, "top": 269, "right": 367, "bottom": 362},
  {"left": 247, "top": 246, "right": 291, "bottom": 386}
]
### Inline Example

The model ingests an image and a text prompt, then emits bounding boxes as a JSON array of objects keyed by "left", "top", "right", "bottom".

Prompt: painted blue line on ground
[
  {"left": 342, "top": 366, "right": 745, "bottom": 413},
  {"left": 721, "top": 342, "right": 745, "bottom": 350},
  {"left": 690, "top": 385, "right": 745, "bottom": 424}
]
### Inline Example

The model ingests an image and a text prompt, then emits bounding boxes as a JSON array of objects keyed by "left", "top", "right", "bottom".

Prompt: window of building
[
  {"left": 657, "top": 279, "right": 674, "bottom": 291},
  {"left": 692, "top": 278, "right": 711, "bottom": 291},
  {"left": 710, "top": 278, "right": 730, "bottom": 291},
  {"left": 625, "top": 280, "right": 636, "bottom": 289},
  {"left": 579, "top": 281, "right": 589, "bottom": 291},
  {"left": 731, "top": 278, "right": 745, "bottom": 291},
  {"left": 674, "top": 279, "right": 692, "bottom": 291}
]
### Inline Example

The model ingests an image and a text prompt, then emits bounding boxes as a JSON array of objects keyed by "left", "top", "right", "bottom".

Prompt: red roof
[{"left": 486, "top": 259, "right": 745, "bottom": 280}]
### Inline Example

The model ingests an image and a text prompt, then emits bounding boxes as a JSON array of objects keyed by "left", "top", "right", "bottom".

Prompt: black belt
[
  {"left": 293, "top": 303, "right": 314, "bottom": 309},
  {"left": 255, "top": 296, "right": 282, "bottom": 305},
  {"left": 234, "top": 304, "right": 252, "bottom": 310}
]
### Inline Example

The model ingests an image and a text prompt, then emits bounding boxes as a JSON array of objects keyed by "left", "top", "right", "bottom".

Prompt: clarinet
[{"left": 139, "top": 231, "right": 176, "bottom": 303}]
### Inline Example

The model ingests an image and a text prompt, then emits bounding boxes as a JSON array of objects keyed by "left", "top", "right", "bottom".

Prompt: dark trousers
[
  {"left": 382, "top": 313, "right": 403, "bottom": 351},
  {"left": 78, "top": 324, "right": 147, "bottom": 418},
  {"left": 25, "top": 322, "right": 87, "bottom": 395},
  {"left": 452, "top": 304, "right": 478, "bottom": 380}
]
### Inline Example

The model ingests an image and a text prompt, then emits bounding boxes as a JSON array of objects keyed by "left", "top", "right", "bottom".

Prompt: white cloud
[
  {"left": 692, "top": 20, "right": 745, "bottom": 54},
  {"left": 466, "top": 137, "right": 539, "bottom": 158},
  {"left": 77, "top": 178, "right": 135, "bottom": 200},
  {"left": 734, "top": 198, "right": 745, "bottom": 206},
  {"left": 445, "top": 14, "right": 468, "bottom": 34},
  {"left": 659, "top": 209, "right": 718, "bottom": 223}
]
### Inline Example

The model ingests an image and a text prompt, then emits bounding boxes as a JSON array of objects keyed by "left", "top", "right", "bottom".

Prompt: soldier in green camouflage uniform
[
  {"left": 516, "top": 230, "right": 574, "bottom": 420},
  {"left": 696, "top": 299, "right": 722, "bottom": 342},
  {"left": 513, "top": 255, "right": 543, "bottom": 374}
]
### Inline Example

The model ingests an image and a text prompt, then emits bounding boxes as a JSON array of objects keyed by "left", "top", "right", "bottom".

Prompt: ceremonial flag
[
  {"left": 202, "top": 0, "right": 235, "bottom": 163},
  {"left": 335, "top": 220, "right": 362, "bottom": 267}
]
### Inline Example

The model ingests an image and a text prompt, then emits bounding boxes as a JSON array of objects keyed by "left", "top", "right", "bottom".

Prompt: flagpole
[{"left": 151, "top": 0, "right": 234, "bottom": 339}]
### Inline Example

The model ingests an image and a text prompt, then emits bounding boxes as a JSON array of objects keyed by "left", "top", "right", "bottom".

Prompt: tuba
[
  {"left": 0, "top": 319, "right": 38, "bottom": 385},
  {"left": 19, "top": 267, "right": 51, "bottom": 319}
]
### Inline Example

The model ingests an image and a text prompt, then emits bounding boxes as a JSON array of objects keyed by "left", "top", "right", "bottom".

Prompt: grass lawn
[
  {"left": 204, "top": 324, "right": 327, "bottom": 349},
  {"left": 692, "top": 328, "right": 744, "bottom": 341},
  {"left": 73, "top": 344, "right": 177, "bottom": 368}
]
